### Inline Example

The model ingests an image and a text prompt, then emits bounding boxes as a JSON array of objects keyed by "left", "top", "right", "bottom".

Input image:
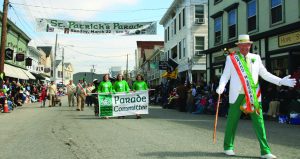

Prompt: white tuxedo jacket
[{"left": 218, "top": 53, "right": 282, "bottom": 103}]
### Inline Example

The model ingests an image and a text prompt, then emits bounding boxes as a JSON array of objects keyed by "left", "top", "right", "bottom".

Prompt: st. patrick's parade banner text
[{"left": 36, "top": 18, "right": 157, "bottom": 35}]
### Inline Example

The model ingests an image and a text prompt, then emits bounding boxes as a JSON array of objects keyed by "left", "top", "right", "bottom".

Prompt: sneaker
[
  {"left": 224, "top": 150, "right": 235, "bottom": 156},
  {"left": 261, "top": 154, "right": 277, "bottom": 159}
]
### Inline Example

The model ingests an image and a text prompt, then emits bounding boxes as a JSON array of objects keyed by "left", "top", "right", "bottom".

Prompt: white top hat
[{"left": 235, "top": 34, "right": 253, "bottom": 45}]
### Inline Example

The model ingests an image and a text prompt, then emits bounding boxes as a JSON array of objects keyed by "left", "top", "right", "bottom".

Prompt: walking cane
[{"left": 213, "top": 94, "right": 221, "bottom": 144}]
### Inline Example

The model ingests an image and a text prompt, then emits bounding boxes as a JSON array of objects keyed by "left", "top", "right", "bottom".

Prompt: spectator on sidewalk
[
  {"left": 176, "top": 80, "right": 188, "bottom": 112},
  {"left": 186, "top": 83, "right": 194, "bottom": 113}
]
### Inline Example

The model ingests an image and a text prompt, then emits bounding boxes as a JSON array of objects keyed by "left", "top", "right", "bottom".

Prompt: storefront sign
[
  {"left": 279, "top": 30, "right": 300, "bottom": 47},
  {"left": 98, "top": 91, "right": 149, "bottom": 117},
  {"left": 36, "top": 65, "right": 44, "bottom": 73},
  {"left": 15, "top": 53, "right": 25, "bottom": 62},
  {"left": 36, "top": 18, "right": 157, "bottom": 35},
  {"left": 44, "top": 67, "right": 51, "bottom": 73},
  {"left": 25, "top": 58, "right": 33, "bottom": 66},
  {"left": 5, "top": 48, "right": 14, "bottom": 60},
  {"left": 159, "top": 61, "right": 168, "bottom": 70}
]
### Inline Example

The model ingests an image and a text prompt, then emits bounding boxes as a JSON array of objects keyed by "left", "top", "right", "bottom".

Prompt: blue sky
[{"left": 1, "top": 0, "right": 173, "bottom": 74}]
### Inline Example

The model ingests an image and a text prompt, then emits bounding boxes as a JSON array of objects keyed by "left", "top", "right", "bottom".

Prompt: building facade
[
  {"left": 205, "top": 0, "right": 300, "bottom": 83},
  {"left": 54, "top": 60, "right": 63, "bottom": 84},
  {"left": 27, "top": 46, "right": 40, "bottom": 74},
  {"left": 136, "top": 41, "right": 164, "bottom": 86},
  {"left": 109, "top": 66, "right": 122, "bottom": 78},
  {"left": 142, "top": 48, "right": 165, "bottom": 87},
  {"left": 37, "top": 46, "right": 53, "bottom": 81},
  {"left": 160, "top": 0, "right": 208, "bottom": 84},
  {"left": 64, "top": 63, "right": 74, "bottom": 84},
  {"left": 1, "top": 12, "right": 34, "bottom": 81}
]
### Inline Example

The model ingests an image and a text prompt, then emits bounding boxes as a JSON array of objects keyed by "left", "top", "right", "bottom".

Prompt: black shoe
[
  {"left": 76, "top": 109, "right": 80, "bottom": 111},
  {"left": 136, "top": 115, "right": 142, "bottom": 119}
]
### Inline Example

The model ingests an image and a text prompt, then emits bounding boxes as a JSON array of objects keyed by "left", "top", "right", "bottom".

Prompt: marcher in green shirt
[
  {"left": 113, "top": 74, "right": 130, "bottom": 93},
  {"left": 132, "top": 75, "right": 148, "bottom": 91},
  {"left": 97, "top": 74, "right": 112, "bottom": 119},
  {"left": 97, "top": 74, "right": 113, "bottom": 93},
  {"left": 113, "top": 74, "right": 130, "bottom": 119},
  {"left": 132, "top": 74, "right": 148, "bottom": 119}
]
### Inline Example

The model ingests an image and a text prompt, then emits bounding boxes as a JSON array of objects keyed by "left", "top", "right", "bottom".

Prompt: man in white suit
[{"left": 216, "top": 34, "right": 296, "bottom": 159}]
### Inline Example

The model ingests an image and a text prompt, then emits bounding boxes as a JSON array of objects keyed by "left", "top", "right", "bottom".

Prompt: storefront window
[{"left": 270, "top": 56, "right": 288, "bottom": 77}]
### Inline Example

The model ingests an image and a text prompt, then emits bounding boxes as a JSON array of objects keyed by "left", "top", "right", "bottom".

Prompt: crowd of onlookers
[
  {"left": 152, "top": 77, "right": 300, "bottom": 121},
  {"left": 154, "top": 79, "right": 229, "bottom": 117},
  {"left": 0, "top": 80, "right": 47, "bottom": 112},
  {"left": 0, "top": 79, "right": 69, "bottom": 112}
]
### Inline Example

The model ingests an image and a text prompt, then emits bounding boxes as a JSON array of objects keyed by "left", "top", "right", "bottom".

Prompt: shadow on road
[
  {"left": 140, "top": 151, "right": 259, "bottom": 158},
  {"left": 55, "top": 109, "right": 78, "bottom": 111},
  {"left": 147, "top": 107, "right": 300, "bottom": 148}
]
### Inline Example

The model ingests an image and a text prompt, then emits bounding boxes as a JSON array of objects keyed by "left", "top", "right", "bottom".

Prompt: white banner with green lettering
[
  {"left": 36, "top": 18, "right": 157, "bottom": 35},
  {"left": 98, "top": 91, "right": 149, "bottom": 117}
]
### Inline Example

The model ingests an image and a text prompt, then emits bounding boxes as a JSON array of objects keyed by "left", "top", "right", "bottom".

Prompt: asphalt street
[{"left": 0, "top": 97, "right": 299, "bottom": 159}]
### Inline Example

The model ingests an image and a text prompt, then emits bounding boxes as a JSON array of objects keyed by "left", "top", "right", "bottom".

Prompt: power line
[
  {"left": 10, "top": 2, "right": 169, "bottom": 13},
  {"left": 10, "top": 5, "right": 50, "bottom": 45},
  {"left": 41, "top": 43, "right": 136, "bottom": 49},
  {"left": 65, "top": 47, "right": 133, "bottom": 58}
]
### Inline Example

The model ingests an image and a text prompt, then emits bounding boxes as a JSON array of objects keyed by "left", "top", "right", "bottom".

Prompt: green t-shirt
[
  {"left": 132, "top": 81, "right": 148, "bottom": 91},
  {"left": 97, "top": 81, "right": 113, "bottom": 93},
  {"left": 113, "top": 80, "right": 130, "bottom": 93}
]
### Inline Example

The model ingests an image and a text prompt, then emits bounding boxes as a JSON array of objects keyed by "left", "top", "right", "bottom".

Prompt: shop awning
[
  {"left": 22, "top": 69, "right": 36, "bottom": 80},
  {"left": 31, "top": 72, "right": 45, "bottom": 80},
  {"left": 13, "top": 67, "right": 29, "bottom": 80},
  {"left": 4, "top": 64, "right": 19, "bottom": 79},
  {"left": 4, "top": 64, "right": 29, "bottom": 80},
  {"left": 40, "top": 74, "right": 51, "bottom": 82}
]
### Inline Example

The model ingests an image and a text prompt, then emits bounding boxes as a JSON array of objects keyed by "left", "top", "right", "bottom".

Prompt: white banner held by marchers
[{"left": 98, "top": 91, "right": 149, "bottom": 117}]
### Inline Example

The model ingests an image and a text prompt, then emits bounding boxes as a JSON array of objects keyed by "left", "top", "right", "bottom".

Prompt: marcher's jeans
[
  {"left": 68, "top": 93, "right": 75, "bottom": 107},
  {"left": 50, "top": 94, "right": 56, "bottom": 106},
  {"left": 77, "top": 94, "right": 86, "bottom": 111}
]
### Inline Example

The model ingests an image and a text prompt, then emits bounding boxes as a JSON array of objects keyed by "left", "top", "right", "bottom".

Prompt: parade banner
[
  {"left": 36, "top": 18, "right": 157, "bottom": 35},
  {"left": 98, "top": 91, "right": 149, "bottom": 117}
]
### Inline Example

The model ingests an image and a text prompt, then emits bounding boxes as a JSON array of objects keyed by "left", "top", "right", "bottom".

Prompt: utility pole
[
  {"left": 126, "top": 54, "right": 128, "bottom": 81},
  {"left": 91, "top": 64, "right": 95, "bottom": 82},
  {"left": 53, "top": 34, "right": 58, "bottom": 83},
  {"left": 0, "top": 0, "right": 9, "bottom": 86},
  {"left": 61, "top": 47, "right": 64, "bottom": 84}
]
